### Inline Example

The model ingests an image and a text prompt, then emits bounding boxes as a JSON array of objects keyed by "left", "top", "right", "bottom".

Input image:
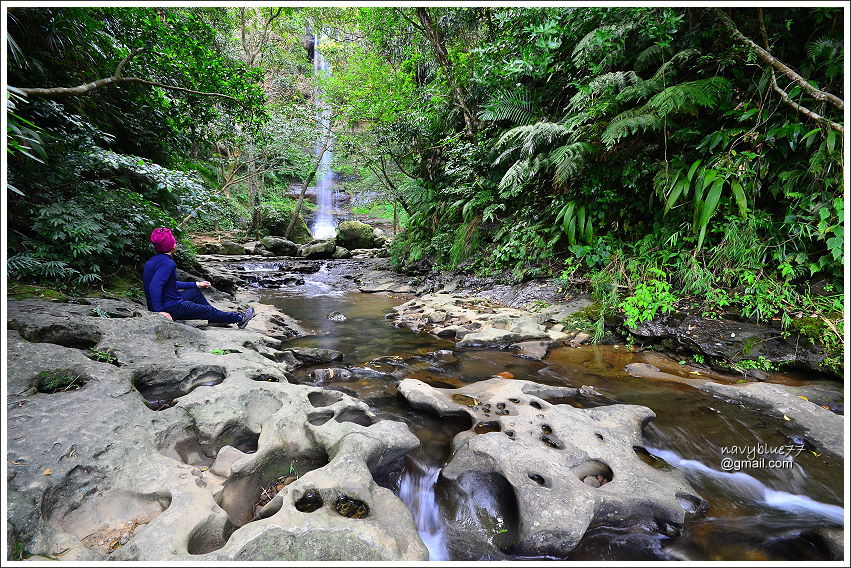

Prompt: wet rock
[
  {"left": 336, "top": 221, "right": 377, "bottom": 249},
  {"left": 295, "top": 489, "right": 324, "bottom": 512},
  {"left": 629, "top": 313, "right": 829, "bottom": 374},
  {"left": 509, "top": 340, "right": 553, "bottom": 360},
  {"left": 699, "top": 381, "right": 844, "bottom": 458},
  {"left": 242, "top": 241, "right": 262, "bottom": 255},
  {"left": 334, "top": 495, "right": 370, "bottom": 519},
  {"left": 327, "top": 311, "right": 347, "bottom": 322},
  {"left": 309, "top": 368, "right": 353, "bottom": 382},
  {"left": 332, "top": 246, "right": 352, "bottom": 259},
  {"left": 570, "top": 332, "right": 591, "bottom": 346},
  {"left": 398, "top": 377, "right": 703, "bottom": 558},
  {"left": 285, "top": 347, "right": 344, "bottom": 364},
  {"left": 259, "top": 236, "right": 300, "bottom": 257},
  {"left": 299, "top": 239, "right": 336, "bottom": 259},
  {"left": 219, "top": 240, "right": 247, "bottom": 255},
  {"left": 428, "top": 311, "right": 447, "bottom": 324}
]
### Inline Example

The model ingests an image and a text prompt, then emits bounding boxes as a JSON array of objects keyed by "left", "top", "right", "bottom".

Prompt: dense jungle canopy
[{"left": 5, "top": 6, "right": 845, "bottom": 372}]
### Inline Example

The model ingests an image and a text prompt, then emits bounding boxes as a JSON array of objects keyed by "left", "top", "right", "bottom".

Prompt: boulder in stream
[{"left": 398, "top": 377, "right": 705, "bottom": 558}]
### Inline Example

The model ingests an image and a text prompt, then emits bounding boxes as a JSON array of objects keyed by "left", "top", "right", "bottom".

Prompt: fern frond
[
  {"left": 479, "top": 86, "right": 539, "bottom": 125},
  {"left": 807, "top": 37, "right": 842, "bottom": 63},
  {"left": 550, "top": 142, "right": 594, "bottom": 187},
  {"left": 602, "top": 107, "right": 664, "bottom": 147},
  {"left": 497, "top": 158, "right": 532, "bottom": 196},
  {"left": 634, "top": 43, "right": 672, "bottom": 72},
  {"left": 648, "top": 77, "right": 730, "bottom": 116}
]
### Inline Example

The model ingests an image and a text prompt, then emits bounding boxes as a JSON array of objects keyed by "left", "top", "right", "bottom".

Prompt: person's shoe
[{"left": 237, "top": 307, "right": 255, "bottom": 329}]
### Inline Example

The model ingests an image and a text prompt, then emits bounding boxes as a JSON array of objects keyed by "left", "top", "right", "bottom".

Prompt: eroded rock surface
[
  {"left": 392, "top": 294, "right": 579, "bottom": 353},
  {"left": 398, "top": 377, "right": 705, "bottom": 558},
  {"left": 6, "top": 298, "right": 427, "bottom": 561}
]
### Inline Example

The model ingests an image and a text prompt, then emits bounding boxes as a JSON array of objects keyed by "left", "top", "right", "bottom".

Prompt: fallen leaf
[
  {"left": 797, "top": 395, "right": 808, "bottom": 401},
  {"left": 689, "top": 370, "right": 702, "bottom": 375},
  {"left": 495, "top": 371, "right": 514, "bottom": 379},
  {"left": 822, "top": 405, "right": 831, "bottom": 410},
  {"left": 43, "top": 468, "right": 52, "bottom": 475},
  {"left": 783, "top": 414, "right": 791, "bottom": 421}
]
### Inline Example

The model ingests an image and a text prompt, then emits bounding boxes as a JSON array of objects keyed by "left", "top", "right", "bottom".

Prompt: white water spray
[
  {"left": 399, "top": 457, "right": 449, "bottom": 560},
  {"left": 648, "top": 447, "right": 844, "bottom": 523}
]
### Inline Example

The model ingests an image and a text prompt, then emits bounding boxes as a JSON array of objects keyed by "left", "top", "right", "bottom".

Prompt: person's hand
[
  {"left": 196, "top": 281, "right": 212, "bottom": 289},
  {"left": 159, "top": 312, "right": 173, "bottom": 321}
]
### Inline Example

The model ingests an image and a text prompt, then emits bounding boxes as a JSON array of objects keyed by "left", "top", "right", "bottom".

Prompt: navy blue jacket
[{"left": 142, "top": 253, "right": 195, "bottom": 312}]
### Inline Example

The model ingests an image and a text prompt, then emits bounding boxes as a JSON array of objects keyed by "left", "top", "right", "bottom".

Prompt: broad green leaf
[{"left": 730, "top": 181, "right": 747, "bottom": 217}]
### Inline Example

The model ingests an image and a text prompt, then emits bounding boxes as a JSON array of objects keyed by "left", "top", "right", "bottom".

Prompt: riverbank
[{"left": 5, "top": 254, "right": 844, "bottom": 561}]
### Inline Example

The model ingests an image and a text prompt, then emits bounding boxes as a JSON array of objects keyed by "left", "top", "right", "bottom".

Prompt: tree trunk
[
  {"left": 414, "top": 7, "right": 478, "bottom": 140},
  {"left": 245, "top": 130, "right": 260, "bottom": 235},
  {"left": 286, "top": 126, "right": 333, "bottom": 239}
]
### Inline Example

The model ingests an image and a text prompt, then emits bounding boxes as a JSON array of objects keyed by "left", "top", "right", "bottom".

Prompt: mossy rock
[
  {"left": 261, "top": 210, "right": 312, "bottom": 244},
  {"left": 336, "top": 221, "right": 376, "bottom": 249},
  {"left": 35, "top": 368, "right": 89, "bottom": 393}
]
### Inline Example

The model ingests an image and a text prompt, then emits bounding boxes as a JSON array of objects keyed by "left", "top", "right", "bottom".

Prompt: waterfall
[
  {"left": 311, "top": 33, "right": 336, "bottom": 240},
  {"left": 399, "top": 456, "right": 449, "bottom": 560}
]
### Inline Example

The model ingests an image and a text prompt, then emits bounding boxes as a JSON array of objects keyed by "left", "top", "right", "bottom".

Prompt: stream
[{"left": 255, "top": 272, "right": 844, "bottom": 561}]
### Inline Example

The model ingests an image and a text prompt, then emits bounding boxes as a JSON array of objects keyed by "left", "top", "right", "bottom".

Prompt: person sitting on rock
[{"left": 143, "top": 227, "right": 255, "bottom": 328}]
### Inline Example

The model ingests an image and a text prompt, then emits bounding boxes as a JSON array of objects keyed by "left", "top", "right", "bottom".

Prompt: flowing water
[
  {"left": 256, "top": 284, "right": 845, "bottom": 561},
  {"left": 310, "top": 33, "right": 336, "bottom": 240}
]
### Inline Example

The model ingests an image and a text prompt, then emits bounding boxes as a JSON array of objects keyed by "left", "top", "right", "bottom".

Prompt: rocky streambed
[{"left": 5, "top": 255, "right": 845, "bottom": 561}]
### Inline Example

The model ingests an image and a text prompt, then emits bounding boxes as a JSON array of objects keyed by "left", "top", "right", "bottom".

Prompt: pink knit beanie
[{"left": 150, "top": 228, "right": 177, "bottom": 253}]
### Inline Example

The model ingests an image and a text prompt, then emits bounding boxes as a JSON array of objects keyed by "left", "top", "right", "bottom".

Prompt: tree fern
[
  {"left": 617, "top": 49, "right": 700, "bottom": 105},
  {"left": 569, "top": 71, "right": 640, "bottom": 111},
  {"left": 479, "top": 86, "right": 539, "bottom": 125},
  {"left": 634, "top": 43, "right": 672, "bottom": 73},
  {"left": 648, "top": 77, "right": 730, "bottom": 116},
  {"left": 602, "top": 107, "right": 664, "bottom": 147},
  {"left": 550, "top": 142, "right": 594, "bottom": 187}
]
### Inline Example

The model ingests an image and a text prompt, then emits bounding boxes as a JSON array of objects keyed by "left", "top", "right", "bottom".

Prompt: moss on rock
[{"left": 336, "top": 221, "right": 376, "bottom": 249}]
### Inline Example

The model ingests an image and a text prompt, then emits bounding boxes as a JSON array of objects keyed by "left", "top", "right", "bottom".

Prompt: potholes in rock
[
  {"left": 451, "top": 393, "right": 481, "bottom": 406},
  {"left": 571, "top": 460, "right": 614, "bottom": 488},
  {"left": 15, "top": 323, "right": 102, "bottom": 350},
  {"left": 335, "top": 494, "right": 370, "bottom": 518},
  {"left": 218, "top": 422, "right": 259, "bottom": 455},
  {"left": 540, "top": 434, "right": 564, "bottom": 450},
  {"left": 307, "top": 411, "right": 334, "bottom": 426},
  {"left": 35, "top": 368, "right": 91, "bottom": 393},
  {"left": 334, "top": 407, "right": 376, "bottom": 427},
  {"left": 187, "top": 516, "right": 238, "bottom": 555},
  {"left": 528, "top": 473, "right": 547, "bottom": 487},
  {"left": 85, "top": 348, "right": 121, "bottom": 366},
  {"left": 133, "top": 366, "right": 226, "bottom": 410},
  {"left": 160, "top": 421, "right": 259, "bottom": 468},
  {"left": 295, "top": 488, "right": 324, "bottom": 512},
  {"left": 474, "top": 421, "right": 501, "bottom": 434},
  {"left": 219, "top": 448, "right": 329, "bottom": 527},
  {"left": 43, "top": 483, "right": 171, "bottom": 557},
  {"left": 308, "top": 390, "right": 344, "bottom": 408}
]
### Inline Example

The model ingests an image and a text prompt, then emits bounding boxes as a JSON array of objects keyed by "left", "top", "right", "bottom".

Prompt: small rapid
[
  {"left": 648, "top": 447, "right": 844, "bottom": 524},
  {"left": 399, "top": 456, "right": 449, "bottom": 561}
]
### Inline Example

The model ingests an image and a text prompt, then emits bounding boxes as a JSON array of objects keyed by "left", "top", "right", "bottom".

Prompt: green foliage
[
  {"left": 36, "top": 369, "right": 86, "bottom": 393},
  {"left": 733, "top": 356, "right": 777, "bottom": 372},
  {"left": 89, "top": 349, "right": 118, "bottom": 364},
  {"left": 620, "top": 269, "right": 679, "bottom": 328}
]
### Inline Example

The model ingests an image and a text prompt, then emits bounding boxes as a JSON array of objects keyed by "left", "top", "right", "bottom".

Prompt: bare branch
[
  {"left": 11, "top": 45, "right": 242, "bottom": 102},
  {"left": 712, "top": 8, "right": 844, "bottom": 112}
]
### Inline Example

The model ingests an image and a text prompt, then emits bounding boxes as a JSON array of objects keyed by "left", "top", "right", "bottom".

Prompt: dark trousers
[{"left": 166, "top": 287, "right": 241, "bottom": 324}]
